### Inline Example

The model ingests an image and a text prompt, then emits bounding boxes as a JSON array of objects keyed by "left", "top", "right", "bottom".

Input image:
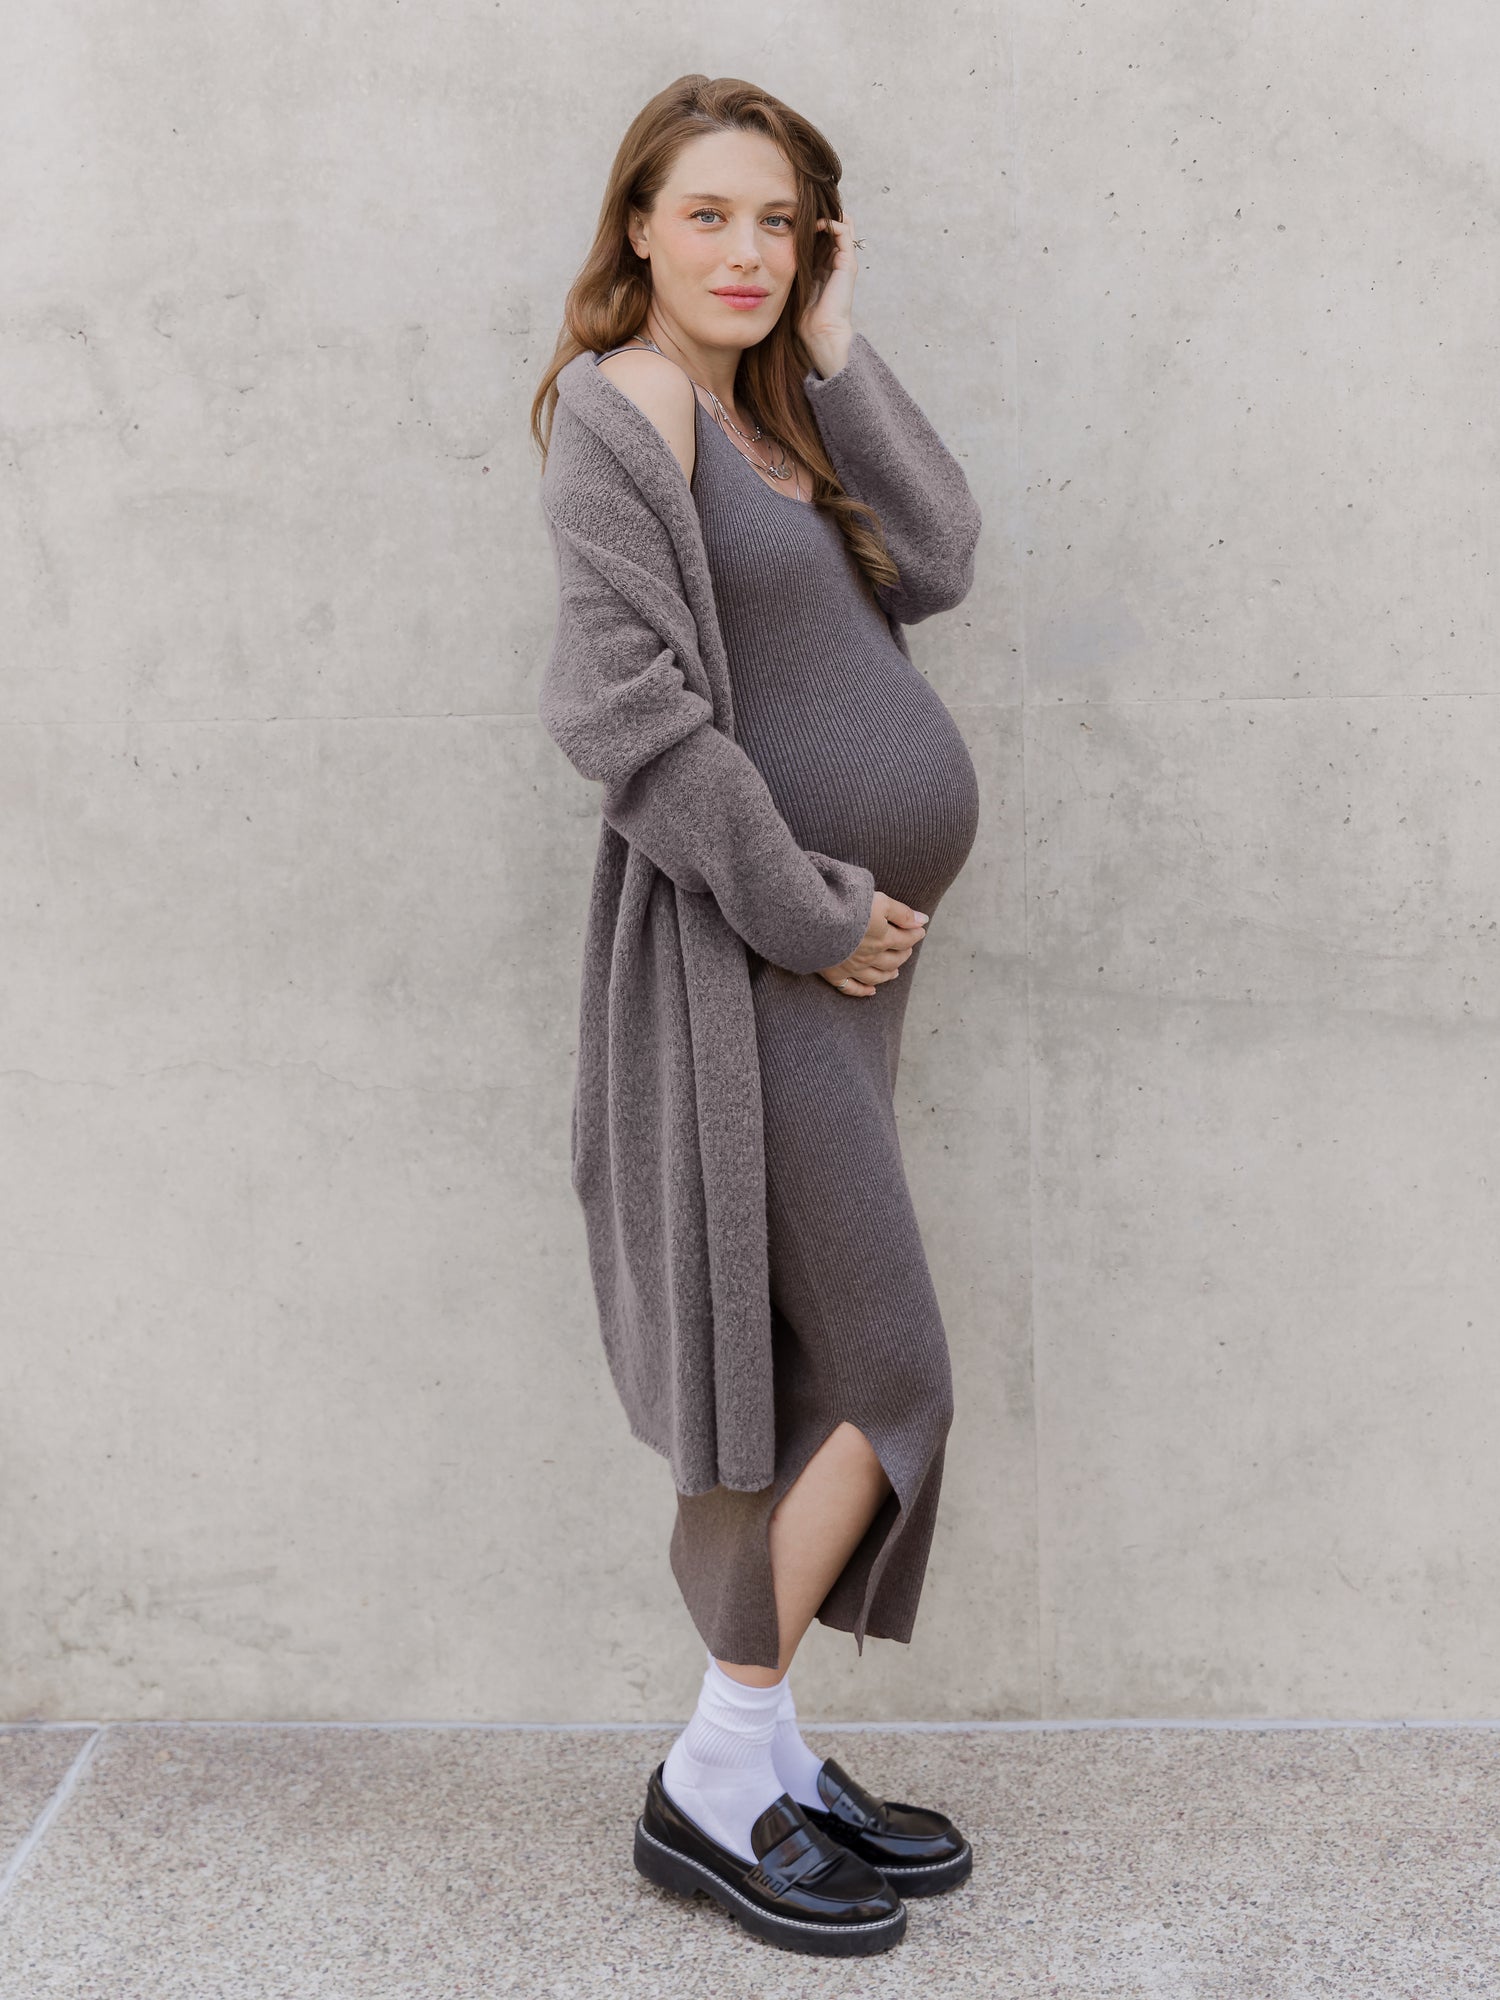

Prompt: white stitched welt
[{"left": 876, "top": 1841, "right": 972, "bottom": 1873}]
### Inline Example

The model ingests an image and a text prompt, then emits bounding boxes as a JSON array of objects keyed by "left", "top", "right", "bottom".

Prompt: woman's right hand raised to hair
[{"left": 817, "top": 890, "right": 929, "bottom": 996}]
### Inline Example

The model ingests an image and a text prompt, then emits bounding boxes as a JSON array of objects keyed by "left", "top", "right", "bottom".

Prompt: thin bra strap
[
  {"left": 595, "top": 337, "right": 709, "bottom": 419},
  {"left": 595, "top": 335, "right": 664, "bottom": 362}
]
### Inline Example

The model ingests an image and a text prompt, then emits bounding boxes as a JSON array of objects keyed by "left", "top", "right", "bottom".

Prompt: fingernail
[{"left": 913, "top": 911, "right": 929, "bottom": 923}]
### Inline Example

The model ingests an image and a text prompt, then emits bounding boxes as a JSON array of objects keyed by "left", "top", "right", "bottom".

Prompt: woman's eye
[{"left": 688, "top": 208, "right": 794, "bottom": 229}]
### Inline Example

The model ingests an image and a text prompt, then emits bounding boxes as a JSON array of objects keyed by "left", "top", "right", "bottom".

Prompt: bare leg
[{"left": 715, "top": 1421, "right": 892, "bottom": 1687}]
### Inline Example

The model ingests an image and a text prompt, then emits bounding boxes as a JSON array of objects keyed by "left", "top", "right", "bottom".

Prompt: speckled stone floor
[{"left": 1, "top": 1722, "right": 1497, "bottom": 1997}]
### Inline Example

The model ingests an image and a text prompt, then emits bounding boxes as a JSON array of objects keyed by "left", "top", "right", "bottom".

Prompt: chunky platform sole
[{"left": 632, "top": 1816, "right": 908, "bottom": 1956}]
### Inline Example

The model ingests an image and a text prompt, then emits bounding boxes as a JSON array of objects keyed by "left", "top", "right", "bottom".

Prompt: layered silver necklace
[{"left": 619, "top": 334, "right": 805, "bottom": 500}]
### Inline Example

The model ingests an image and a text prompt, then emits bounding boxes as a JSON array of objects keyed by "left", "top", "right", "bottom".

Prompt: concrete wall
[{"left": 5, "top": 2, "right": 1497, "bottom": 1723}]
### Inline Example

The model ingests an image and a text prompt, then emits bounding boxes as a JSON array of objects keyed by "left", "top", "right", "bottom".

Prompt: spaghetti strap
[
  {"left": 594, "top": 335, "right": 667, "bottom": 364},
  {"left": 593, "top": 338, "right": 708, "bottom": 424}
]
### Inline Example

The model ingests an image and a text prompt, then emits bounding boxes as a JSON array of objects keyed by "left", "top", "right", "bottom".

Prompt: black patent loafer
[
  {"left": 633, "top": 1760, "right": 907, "bottom": 1956},
  {"left": 798, "top": 1754, "right": 973, "bottom": 1896}
]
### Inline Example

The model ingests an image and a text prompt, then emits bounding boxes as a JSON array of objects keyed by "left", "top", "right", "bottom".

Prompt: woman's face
[{"left": 629, "top": 127, "right": 802, "bottom": 348}]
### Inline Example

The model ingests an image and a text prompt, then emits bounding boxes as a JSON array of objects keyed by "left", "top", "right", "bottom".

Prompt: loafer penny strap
[
  {"left": 817, "top": 1755, "right": 889, "bottom": 1832},
  {"left": 745, "top": 1820, "right": 840, "bottom": 1898}
]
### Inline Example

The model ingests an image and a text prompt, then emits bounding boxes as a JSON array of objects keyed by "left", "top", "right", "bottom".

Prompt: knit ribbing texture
[{"left": 662, "top": 376, "right": 981, "bottom": 1670}]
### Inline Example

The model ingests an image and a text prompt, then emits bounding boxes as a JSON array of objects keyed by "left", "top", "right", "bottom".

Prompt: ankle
[{"left": 661, "top": 1655, "right": 788, "bottom": 1861}]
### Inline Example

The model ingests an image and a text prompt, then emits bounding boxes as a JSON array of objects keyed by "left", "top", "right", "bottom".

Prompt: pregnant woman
[{"left": 533, "top": 75, "right": 981, "bottom": 1959}]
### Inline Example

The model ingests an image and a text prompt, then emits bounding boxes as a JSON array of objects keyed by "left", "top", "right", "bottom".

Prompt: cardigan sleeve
[
  {"left": 803, "top": 330, "right": 982, "bottom": 626},
  {"left": 540, "top": 515, "right": 876, "bottom": 977}
]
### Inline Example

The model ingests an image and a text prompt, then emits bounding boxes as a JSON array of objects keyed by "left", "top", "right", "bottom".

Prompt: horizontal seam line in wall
[
  {"left": 5, "top": 692, "right": 1500, "bottom": 727},
  {"left": 0, "top": 712, "right": 549, "bottom": 726}
]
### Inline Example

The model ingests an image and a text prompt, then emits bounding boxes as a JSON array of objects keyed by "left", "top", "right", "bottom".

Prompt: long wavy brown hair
[{"left": 529, "top": 73, "right": 900, "bottom": 595}]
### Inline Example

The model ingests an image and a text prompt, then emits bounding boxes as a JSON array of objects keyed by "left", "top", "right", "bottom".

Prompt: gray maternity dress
[{"left": 596, "top": 344, "right": 981, "bottom": 1671}]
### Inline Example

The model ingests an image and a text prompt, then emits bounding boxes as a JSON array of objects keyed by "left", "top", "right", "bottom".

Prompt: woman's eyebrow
[{"left": 678, "top": 191, "right": 798, "bottom": 206}]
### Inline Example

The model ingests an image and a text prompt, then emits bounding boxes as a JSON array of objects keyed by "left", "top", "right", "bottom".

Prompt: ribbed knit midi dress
[{"left": 595, "top": 343, "right": 981, "bottom": 1671}]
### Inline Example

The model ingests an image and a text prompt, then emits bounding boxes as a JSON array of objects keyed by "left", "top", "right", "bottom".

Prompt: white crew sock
[
  {"left": 769, "top": 1671, "right": 830, "bottom": 1810},
  {"left": 661, "top": 1651, "right": 790, "bottom": 1862}
]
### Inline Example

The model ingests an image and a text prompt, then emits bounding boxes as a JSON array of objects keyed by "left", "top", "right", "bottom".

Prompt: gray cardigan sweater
[{"left": 539, "top": 330, "right": 981, "bottom": 1496}]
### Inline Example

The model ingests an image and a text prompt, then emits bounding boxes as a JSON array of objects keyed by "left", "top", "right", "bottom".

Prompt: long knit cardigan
[{"left": 539, "top": 329, "right": 981, "bottom": 1497}]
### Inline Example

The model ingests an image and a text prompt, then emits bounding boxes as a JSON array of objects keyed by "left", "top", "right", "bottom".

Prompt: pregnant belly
[{"left": 742, "top": 675, "right": 981, "bottom": 911}]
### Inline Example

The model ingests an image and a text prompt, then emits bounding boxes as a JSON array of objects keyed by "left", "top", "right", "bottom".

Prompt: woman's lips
[{"left": 713, "top": 290, "right": 768, "bottom": 310}]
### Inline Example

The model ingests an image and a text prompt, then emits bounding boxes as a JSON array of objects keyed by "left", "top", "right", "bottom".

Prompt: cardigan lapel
[{"left": 553, "top": 350, "right": 739, "bottom": 742}]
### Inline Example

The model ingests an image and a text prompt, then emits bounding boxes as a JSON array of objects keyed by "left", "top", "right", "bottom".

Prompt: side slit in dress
[{"left": 595, "top": 345, "right": 981, "bottom": 1670}]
